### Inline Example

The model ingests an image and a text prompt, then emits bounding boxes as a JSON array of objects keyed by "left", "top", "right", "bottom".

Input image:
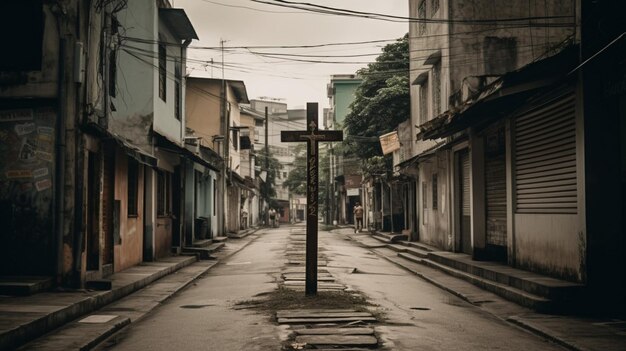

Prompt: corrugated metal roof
[{"left": 159, "top": 8, "right": 198, "bottom": 40}]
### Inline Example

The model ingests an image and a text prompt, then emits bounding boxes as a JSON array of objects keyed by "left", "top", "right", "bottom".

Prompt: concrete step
[
  {"left": 427, "top": 252, "right": 584, "bottom": 302},
  {"left": 212, "top": 236, "right": 228, "bottom": 243},
  {"left": 387, "top": 244, "right": 407, "bottom": 253},
  {"left": 398, "top": 252, "right": 427, "bottom": 265},
  {"left": 401, "top": 241, "right": 437, "bottom": 252},
  {"left": 372, "top": 232, "right": 408, "bottom": 244},
  {"left": 371, "top": 233, "right": 391, "bottom": 244},
  {"left": 192, "top": 239, "right": 212, "bottom": 248},
  {"left": 182, "top": 242, "right": 224, "bottom": 260},
  {"left": 403, "top": 246, "right": 430, "bottom": 259},
  {"left": 0, "top": 276, "right": 53, "bottom": 296},
  {"left": 422, "top": 258, "right": 553, "bottom": 312}
]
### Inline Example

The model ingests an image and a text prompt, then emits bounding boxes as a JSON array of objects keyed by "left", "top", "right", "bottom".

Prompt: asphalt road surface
[{"left": 95, "top": 224, "right": 564, "bottom": 351}]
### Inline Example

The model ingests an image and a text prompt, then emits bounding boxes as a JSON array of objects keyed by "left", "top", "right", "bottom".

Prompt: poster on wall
[{"left": 0, "top": 107, "right": 56, "bottom": 274}]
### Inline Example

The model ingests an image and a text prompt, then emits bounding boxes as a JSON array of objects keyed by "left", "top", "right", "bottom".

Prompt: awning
[
  {"left": 159, "top": 8, "right": 199, "bottom": 40},
  {"left": 155, "top": 134, "right": 222, "bottom": 172},
  {"left": 419, "top": 45, "right": 579, "bottom": 140},
  {"left": 81, "top": 122, "right": 157, "bottom": 167}
]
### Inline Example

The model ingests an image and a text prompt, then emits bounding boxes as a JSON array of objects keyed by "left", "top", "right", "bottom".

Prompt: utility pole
[
  {"left": 264, "top": 106, "right": 269, "bottom": 225},
  {"left": 220, "top": 38, "right": 228, "bottom": 235}
]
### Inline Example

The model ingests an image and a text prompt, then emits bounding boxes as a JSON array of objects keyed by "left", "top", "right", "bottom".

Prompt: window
[
  {"left": 419, "top": 77, "right": 429, "bottom": 124},
  {"left": 432, "top": 60, "right": 441, "bottom": 117},
  {"left": 283, "top": 172, "right": 287, "bottom": 178},
  {"left": 430, "top": 0, "right": 439, "bottom": 16},
  {"left": 432, "top": 173, "right": 438, "bottom": 209},
  {"left": 418, "top": 0, "right": 427, "bottom": 35},
  {"left": 232, "top": 129, "right": 239, "bottom": 150},
  {"left": 127, "top": 158, "right": 139, "bottom": 217},
  {"left": 157, "top": 170, "right": 171, "bottom": 216},
  {"left": 158, "top": 43, "right": 167, "bottom": 101},
  {"left": 0, "top": 1, "right": 43, "bottom": 70},
  {"left": 174, "top": 59, "right": 182, "bottom": 120}
]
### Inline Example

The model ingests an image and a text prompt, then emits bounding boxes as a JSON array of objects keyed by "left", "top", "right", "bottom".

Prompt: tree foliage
[
  {"left": 257, "top": 151, "right": 283, "bottom": 206},
  {"left": 343, "top": 34, "right": 410, "bottom": 165}
]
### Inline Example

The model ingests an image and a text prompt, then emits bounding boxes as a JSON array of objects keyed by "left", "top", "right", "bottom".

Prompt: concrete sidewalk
[
  {"left": 339, "top": 228, "right": 626, "bottom": 351},
  {"left": 1, "top": 227, "right": 264, "bottom": 351}
]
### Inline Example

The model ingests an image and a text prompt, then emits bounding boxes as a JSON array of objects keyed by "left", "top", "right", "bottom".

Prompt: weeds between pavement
[{"left": 235, "top": 286, "right": 383, "bottom": 321}]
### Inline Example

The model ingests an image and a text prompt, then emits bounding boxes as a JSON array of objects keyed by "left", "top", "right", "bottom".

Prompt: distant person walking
[
  {"left": 268, "top": 208, "right": 276, "bottom": 228},
  {"left": 353, "top": 202, "right": 364, "bottom": 233}
]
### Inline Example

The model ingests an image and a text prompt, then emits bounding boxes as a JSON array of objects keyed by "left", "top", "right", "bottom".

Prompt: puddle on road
[{"left": 179, "top": 304, "right": 215, "bottom": 309}]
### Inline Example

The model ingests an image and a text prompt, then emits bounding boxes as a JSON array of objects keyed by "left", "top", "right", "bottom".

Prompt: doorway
[
  {"left": 457, "top": 149, "right": 472, "bottom": 255},
  {"left": 86, "top": 151, "right": 100, "bottom": 272}
]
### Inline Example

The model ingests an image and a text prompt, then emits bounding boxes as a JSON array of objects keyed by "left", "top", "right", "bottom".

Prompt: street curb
[
  {"left": 343, "top": 233, "right": 585, "bottom": 351},
  {"left": 88, "top": 229, "right": 267, "bottom": 348},
  {"left": 506, "top": 316, "right": 585, "bottom": 351},
  {"left": 78, "top": 316, "right": 131, "bottom": 351},
  {"left": 0, "top": 256, "right": 196, "bottom": 351}
]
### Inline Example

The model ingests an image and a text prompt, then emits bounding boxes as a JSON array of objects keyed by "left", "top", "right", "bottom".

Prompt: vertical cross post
[{"left": 281, "top": 102, "right": 343, "bottom": 295}]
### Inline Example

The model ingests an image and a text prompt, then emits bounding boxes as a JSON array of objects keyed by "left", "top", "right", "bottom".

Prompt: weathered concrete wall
[
  {"left": 418, "top": 151, "right": 452, "bottom": 250},
  {"left": 514, "top": 214, "right": 583, "bottom": 281},
  {"left": 448, "top": 0, "right": 575, "bottom": 103},
  {"left": 113, "top": 149, "right": 144, "bottom": 272},
  {"left": 185, "top": 78, "right": 222, "bottom": 152},
  {"left": 153, "top": 17, "right": 184, "bottom": 145},
  {"left": 111, "top": 0, "right": 156, "bottom": 151}
]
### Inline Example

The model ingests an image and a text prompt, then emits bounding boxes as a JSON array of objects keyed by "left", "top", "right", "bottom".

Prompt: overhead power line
[{"left": 251, "top": 0, "right": 575, "bottom": 26}]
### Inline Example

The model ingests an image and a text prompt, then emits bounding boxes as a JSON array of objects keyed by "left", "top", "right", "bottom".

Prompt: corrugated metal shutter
[
  {"left": 485, "top": 127, "right": 507, "bottom": 246},
  {"left": 514, "top": 91, "right": 577, "bottom": 214},
  {"left": 461, "top": 151, "right": 471, "bottom": 217}
]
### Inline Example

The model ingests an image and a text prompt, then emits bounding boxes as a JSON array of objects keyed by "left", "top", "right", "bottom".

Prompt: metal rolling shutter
[
  {"left": 461, "top": 152, "right": 471, "bottom": 217},
  {"left": 485, "top": 127, "right": 507, "bottom": 246},
  {"left": 514, "top": 91, "right": 577, "bottom": 214}
]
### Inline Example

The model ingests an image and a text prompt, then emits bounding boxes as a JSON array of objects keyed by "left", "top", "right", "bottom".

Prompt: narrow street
[{"left": 90, "top": 224, "right": 563, "bottom": 351}]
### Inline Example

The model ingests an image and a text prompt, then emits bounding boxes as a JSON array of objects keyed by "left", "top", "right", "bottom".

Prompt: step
[
  {"left": 192, "top": 239, "right": 212, "bottom": 248},
  {"left": 387, "top": 244, "right": 407, "bottom": 253},
  {"left": 403, "top": 246, "right": 430, "bottom": 259},
  {"left": 422, "top": 258, "right": 553, "bottom": 312},
  {"left": 401, "top": 241, "right": 437, "bottom": 252},
  {"left": 373, "top": 232, "right": 408, "bottom": 243},
  {"left": 427, "top": 252, "right": 584, "bottom": 301},
  {"left": 398, "top": 252, "right": 427, "bottom": 265},
  {"left": 0, "top": 276, "right": 54, "bottom": 296},
  {"left": 212, "top": 236, "right": 228, "bottom": 243},
  {"left": 182, "top": 243, "right": 224, "bottom": 260},
  {"left": 371, "top": 233, "right": 391, "bottom": 244}
]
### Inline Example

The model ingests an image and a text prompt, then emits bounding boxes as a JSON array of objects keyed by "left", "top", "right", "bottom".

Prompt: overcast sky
[{"left": 175, "top": 0, "right": 408, "bottom": 110}]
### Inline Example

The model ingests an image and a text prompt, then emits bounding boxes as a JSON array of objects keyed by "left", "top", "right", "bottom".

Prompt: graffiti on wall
[{"left": 0, "top": 107, "right": 55, "bottom": 275}]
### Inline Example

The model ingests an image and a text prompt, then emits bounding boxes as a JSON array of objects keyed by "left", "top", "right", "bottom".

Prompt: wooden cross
[{"left": 281, "top": 102, "right": 343, "bottom": 295}]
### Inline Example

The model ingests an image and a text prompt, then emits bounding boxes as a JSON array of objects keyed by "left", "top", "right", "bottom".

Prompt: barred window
[
  {"left": 432, "top": 60, "right": 441, "bottom": 116},
  {"left": 432, "top": 173, "right": 438, "bottom": 209},
  {"left": 431, "top": 0, "right": 439, "bottom": 16}
]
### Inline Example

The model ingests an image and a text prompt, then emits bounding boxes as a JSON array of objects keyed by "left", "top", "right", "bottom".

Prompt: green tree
[
  {"left": 257, "top": 151, "right": 283, "bottom": 207},
  {"left": 343, "top": 34, "right": 410, "bottom": 168},
  {"left": 282, "top": 145, "right": 307, "bottom": 195}
]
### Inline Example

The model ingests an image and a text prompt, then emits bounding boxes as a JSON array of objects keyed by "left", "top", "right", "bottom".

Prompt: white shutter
[{"left": 514, "top": 90, "right": 577, "bottom": 214}]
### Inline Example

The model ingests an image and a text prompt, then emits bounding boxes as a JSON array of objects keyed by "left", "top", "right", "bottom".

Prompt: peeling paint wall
[
  {"left": 418, "top": 151, "right": 452, "bottom": 250},
  {"left": 0, "top": 107, "right": 56, "bottom": 275},
  {"left": 113, "top": 149, "right": 145, "bottom": 272}
]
